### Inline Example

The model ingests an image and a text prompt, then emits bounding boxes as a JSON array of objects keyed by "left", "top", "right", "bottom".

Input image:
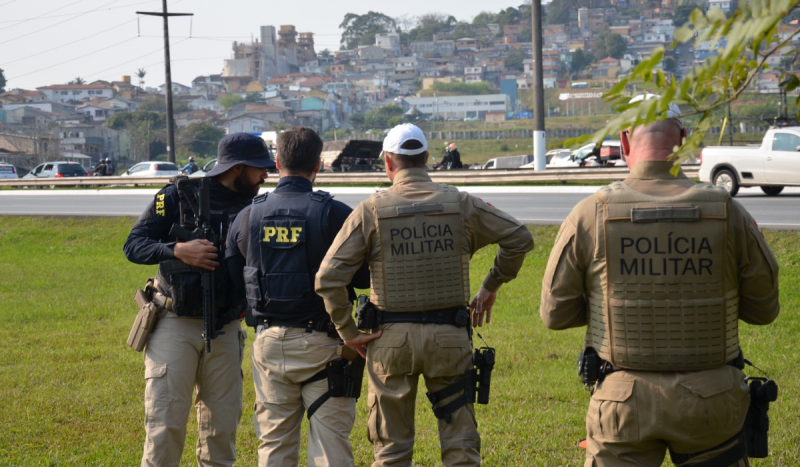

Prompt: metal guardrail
[{"left": 0, "top": 167, "right": 700, "bottom": 188}]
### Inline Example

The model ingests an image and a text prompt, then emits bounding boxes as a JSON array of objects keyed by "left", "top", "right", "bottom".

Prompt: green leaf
[{"left": 674, "top": 26, "right": 693, "bottom": 43}]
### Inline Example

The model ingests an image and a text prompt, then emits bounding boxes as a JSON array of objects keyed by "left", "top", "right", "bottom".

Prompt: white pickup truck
[{"left": 699, "top": 127, "right": 800, "bottom": 196}]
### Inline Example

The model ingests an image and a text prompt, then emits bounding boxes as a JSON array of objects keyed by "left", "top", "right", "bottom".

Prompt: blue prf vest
[{"left": 244, "top": 189, "right": 332, "bottom": 324}]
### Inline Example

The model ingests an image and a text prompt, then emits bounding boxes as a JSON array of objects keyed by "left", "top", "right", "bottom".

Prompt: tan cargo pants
[
  {"left": 584, "top": 365, "right": 750, "bottom": 467},
  {"left": 366, "top": 322, "right": 480, "bottom": 467},
  {"left": 252, "top": 326, "right": 356, "bottom": 467},
  {"left": 142, "top": 313, "right": 246, "bottom": 467}
]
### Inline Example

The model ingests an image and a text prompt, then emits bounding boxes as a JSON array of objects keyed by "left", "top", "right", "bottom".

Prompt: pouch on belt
[{"left": 126, "top": 279, "right": 167, "bottom": 352}]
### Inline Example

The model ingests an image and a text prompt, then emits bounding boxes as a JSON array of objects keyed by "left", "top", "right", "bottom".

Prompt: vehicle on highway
[
  {"left": 518, "top": 149, "right": 571, "bottom": 169},
  {"left": 120, "top": 161, "right": 180, "bottom": 178},
  {"left": 189, "top": 159, "right": 218, "bottom": 177},
  {"left": 320, "top": 140, "right": 383, "bottom": 172},
  {"left": 539, "top": 141, "right": 624, "bottom": 168},
  {"left": 464, "top": 116, "right": 479, "bottom": 122},
  {"left": 699, "top": 127, "right": 800, "bottom": 196},
  {"left": 0, "top": 162, "right": 19, "bottom": 179},
  {"left": 483, "top": 154, "right": 534, "bottom": 169},
  {"left": 23, "top": 161, "right": 89, "bottom": 179}
]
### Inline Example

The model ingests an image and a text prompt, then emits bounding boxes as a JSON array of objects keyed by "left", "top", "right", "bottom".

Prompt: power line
[
  {"left": 4, "top": 18, "right": 138, "bottom": 66},
  {"left": 8, "top": 36, "right": 138, "bottom": 81},
  {"left": 82, "top": 37, "right": 191, "bottom": 80},
  {"left": 0, "top": 0, "right": 89, "bottom": 31},
  {"left": 0, "top": 0, "right": 157, "bottom": 24},
  {"left": 0, "top": 0, "right": 129, "bottom": 45},
  {"left": 0, "top": 0, "right": 20, "bottom": 7}
]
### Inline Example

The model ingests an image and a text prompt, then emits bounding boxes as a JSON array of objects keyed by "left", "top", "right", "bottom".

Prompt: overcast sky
[{"left": 1, "top": 0, "right": 528, "bottom": 91}]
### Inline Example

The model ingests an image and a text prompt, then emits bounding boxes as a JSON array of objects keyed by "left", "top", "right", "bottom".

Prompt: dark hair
[
  {"left": 276, "top": 126, "right": 323, "bottom": 175},
  {"left": 389, "top": 139, "right": 427, "bottom": 169}
]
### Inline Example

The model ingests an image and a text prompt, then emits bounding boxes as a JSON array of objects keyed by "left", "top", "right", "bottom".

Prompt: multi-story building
[
  {"left": 37, "top": 84, "right": 114, "bottom": 103},
  {"left": 410, "top": 40, "right": 455, "bottom": 58},
  {"left": 400, "top": 94, "right": 510, "bottom": 120},
  {"left": 375, "top": 33, "right": 401, "bottom": 57}
]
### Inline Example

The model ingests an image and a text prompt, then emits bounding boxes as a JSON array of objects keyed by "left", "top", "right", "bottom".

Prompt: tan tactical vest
[
  {"left": 586, "top": 181, "right": 740, "bottom": 371},
  {"left": 368, "top": 185, "right": 471, "bottom": 312}
]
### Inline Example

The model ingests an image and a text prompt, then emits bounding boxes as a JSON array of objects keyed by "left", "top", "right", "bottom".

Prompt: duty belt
[
  {"left": 375, "top": 306, "right": 470, "bottom": 327},
  {"left": 256, "top": 317, "right": 337, "bottom": 337}
]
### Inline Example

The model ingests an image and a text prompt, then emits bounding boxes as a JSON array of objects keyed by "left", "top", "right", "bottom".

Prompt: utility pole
[
  {"left": 531, "top": 0, "right": 547, "bottom": 171},
  {"left": 137, "top": 1, "right": 193, "bottom": 163}
]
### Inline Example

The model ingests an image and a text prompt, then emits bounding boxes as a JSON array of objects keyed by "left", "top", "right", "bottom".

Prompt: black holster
[
  {"left": 426, "top": 347, "right": 495, "bottom": 424},
  {"left": 473, "top": 347, "right": 495, "bottom": 405},
  {"left": 356, "top": 295, "right": 378, "bottom": 330},
  {"left": 327, "top": 356, "right": 365, "bottom": 399},
  {"left": 744, "top": 377, "right": 778, "bottom": 458}
]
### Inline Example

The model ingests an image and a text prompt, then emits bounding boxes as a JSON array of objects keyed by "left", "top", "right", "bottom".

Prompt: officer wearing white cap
[
  {"left": 540, "top": 95, "right": 780, "bottom": 466},
  {"left": 124, "top": 132, "right": 276, "bottom": 467},
  {"left": 315, "top": 123, "right": 534, "bottom": 466}
]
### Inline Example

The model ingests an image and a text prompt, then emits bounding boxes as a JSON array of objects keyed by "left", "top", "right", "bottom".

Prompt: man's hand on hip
[
  {"left": 344, "top": 330, "right": 383, "bottom": 359},
  {"left": 470, "top": 286, "right": 497, "bottom": 327},
  {"left": 174, "top": 239, "right": 219, "bottom": 271}
]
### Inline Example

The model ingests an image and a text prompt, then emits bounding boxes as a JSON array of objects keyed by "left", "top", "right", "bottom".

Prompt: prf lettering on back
[
  {"left": 389, "top": 222, "right": 454, "bottom": 256},
  {"left": 155, "top": 193, "right": 166, "bottom": 217},
  {"left": 263, "top": 226, "right": 303, "bottom": 243},
  {"left": 619, "top": 234, "right": 713, "bottom": 276}
]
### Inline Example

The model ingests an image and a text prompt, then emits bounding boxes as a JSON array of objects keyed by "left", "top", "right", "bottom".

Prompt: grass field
[{"left": 0, "top": 216, "right": 798, "bottom": 466}]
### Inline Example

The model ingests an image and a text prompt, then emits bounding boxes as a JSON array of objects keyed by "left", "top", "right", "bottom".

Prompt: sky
[{"left": 1, "top": 0, "right": 529, "bottom": 92}]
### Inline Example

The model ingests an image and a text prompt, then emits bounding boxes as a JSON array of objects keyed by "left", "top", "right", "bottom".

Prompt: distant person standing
[
  {"left": 449, "top": 143, "right": 463, "bottom": 169},
  {"left": 182, "top": 156, "right": 199, "bottom": 175}
]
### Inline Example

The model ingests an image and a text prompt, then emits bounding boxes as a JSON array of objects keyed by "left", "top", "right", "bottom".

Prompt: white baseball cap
[
  {"left": 629, "top": 93, "right": 682, "bottom": 121},
  {"left": 382, "top": 123, "right": 428, "bottom": 156}
]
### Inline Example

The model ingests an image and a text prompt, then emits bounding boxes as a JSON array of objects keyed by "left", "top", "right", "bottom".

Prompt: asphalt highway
[{"left": 1, "top": 186, "right": 799, "bottom": 229}]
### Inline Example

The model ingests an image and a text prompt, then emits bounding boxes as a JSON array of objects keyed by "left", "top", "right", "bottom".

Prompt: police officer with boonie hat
[
  {"left": 124, "top": 132, "right": 274, "bottom": 467},
  {"left": 540, "top": 95, "right": 780, "bottom": 467},
  {"left": 316, "top": 123, "right": 534, "bottom": 466}
]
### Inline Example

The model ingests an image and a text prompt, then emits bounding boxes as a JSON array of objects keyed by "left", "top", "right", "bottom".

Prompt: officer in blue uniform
[
  {"left": 124, "top": 132, "right": 275, "bottom": 467},
  {"left": 226, "top": 126, "right": 369, "bottom": 467}
]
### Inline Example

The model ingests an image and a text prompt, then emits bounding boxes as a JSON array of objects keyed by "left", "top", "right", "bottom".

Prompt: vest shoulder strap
[{"left": 253, "top": 193, "right": 268, "bottom": 204}]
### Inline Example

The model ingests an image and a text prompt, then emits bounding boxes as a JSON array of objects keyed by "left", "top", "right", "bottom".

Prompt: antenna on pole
[{"left": 137, "top": 1, "right": 193, "bottom": 164}]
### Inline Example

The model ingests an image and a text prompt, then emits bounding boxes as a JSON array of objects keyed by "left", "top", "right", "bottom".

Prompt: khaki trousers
[
  {"left": 252, "top": 326, "right": 356, "bottom": 467},
  {"left": 142, "top": 313, "right": 246, "bottom": 467},
  {"left": 585, "top": 366, "right": 750, "bottom": 467},
  {"left": 366, "top": 322, "right": 480, "bottom": 467}
]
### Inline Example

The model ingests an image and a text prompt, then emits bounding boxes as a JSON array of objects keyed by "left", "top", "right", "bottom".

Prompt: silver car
[
  {"left": 120, "top": 161, "right": 181, "bottom": 177},
  {"left": 0, "top": 162, "right": 19, "bottom": 179}
]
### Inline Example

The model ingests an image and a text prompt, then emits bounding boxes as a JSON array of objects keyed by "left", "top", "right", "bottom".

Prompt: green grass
[{"left": 0, "top": 216, "right": 798, "bottom": 466}]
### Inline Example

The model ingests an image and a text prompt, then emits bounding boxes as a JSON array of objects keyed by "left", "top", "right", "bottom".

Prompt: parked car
[
  {"left": 699, "top": 127, "right": 800, "bottom": 196},
  {"left": 544, "top": 141, "right": 623, "bottom": 168},
  {"left": 446, "top": 117, "right": 461, "bottom": 121},
  {"left": 120, "top": 161, "right": 181, "bottom": 178},
  {"left": 23, "top": 161, "right": 89, "bottom": 179},
  {"left": 0, "top": 162, "right": 19, "bottom": 179},
  {"left": 464, "top": 116, "right": 479, "bottom": 122}
]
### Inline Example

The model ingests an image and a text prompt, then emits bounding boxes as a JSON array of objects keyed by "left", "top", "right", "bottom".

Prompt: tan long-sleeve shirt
[
  {"left": 315, "top": 168, "right": 534, "bottom": 339},
  {"left": 540, "top": 161, "right": 780, "bottom": 332}
]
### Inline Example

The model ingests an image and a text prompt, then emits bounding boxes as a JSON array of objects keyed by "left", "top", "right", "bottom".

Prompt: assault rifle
[{"left": 169, "top": 176, "right": 219, "bottom": 352}]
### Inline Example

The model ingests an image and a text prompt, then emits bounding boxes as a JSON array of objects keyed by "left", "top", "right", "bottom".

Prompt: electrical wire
[
  {"left": 0, "top": 0, "right": 89, "bottom": 31},
  {"left": 7, "top": 36, "right": 138, "bottom": 81},
  {"left": 0, "top": 0, "right": 20, "bottom": 7},
  {"left": 0, "top": 0, "right": 157, "bottom": 24},
  {"left": 0, "top": 0, "right": 127, "bottom": 44},
  {"left": 4, "top": 18, "right": 138, "bottom": 66},
  {"left": 82, "top": 37, "right": 191, "bottom": 80}
]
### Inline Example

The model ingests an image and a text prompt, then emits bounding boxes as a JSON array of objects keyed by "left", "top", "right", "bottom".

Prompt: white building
[
  {"left": 709, "top": 0, "right": 732, "bottom": 11},
  {"left": 37, "top": 84, "right": 114, "bottom": 103},
  {"left": 402, "top": 94, "right": 510, "bottom": 120},
  {"left": 158, "top": 82, "right": 191, "bottom": 95},
  {"left": 375, "top": 32, "right": 401, "bottom": 57}
]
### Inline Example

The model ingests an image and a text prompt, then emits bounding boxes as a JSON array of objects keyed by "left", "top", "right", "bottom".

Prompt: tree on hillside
[
  {"left": 472, "top": 11, "right": 496, "bottom": 25},
  {"left": 135, "top": 68, "right": 146, "bottom": 88},
  {"left": 68, "top": 77, "right": 86, "bottom": 85},
  {"left": 177, "top": 121, "right": 225, "bottom": 157},
  {"left": 571, "top": 48, "right": 594, "bottom": 74},
  {"left": 363, "top": 105, "right": 404, "bottom": 128},
  {"left": 546, "top": 0, "right": 576, "bottom": 25},
  {"left": 671, "top": 4, "right": 705, "bottom": 27},
  {"left": 403, "top": 14, "right": 458, "bottom": 42},
  {"left": 505, "top": 48, "right": 528, "bottom": 72},
  {"left": 107, "top": 111, "right": 166, "bottom": 162},
  {"left": 585, "top": 0, "right": 800, "bottom": 165},
  {"left": 339, "top": 12, "right": 396, "bottom": 50},
  {"left": 218, "top": 94, "right": 244, "bottom": 112},
  {"left": 319, "top": 49, "right": 331, "bottom": 58},
  {"left": 0, "top": 68, "right": 6, "bottom": 93},
  {"left": 592, "top": 32, "right": 627, "bottom": 60},
  {"left": 663, "top": 56, "right": 678, "bottom": 73},
  {"left": 245, "top": 92, "right": 262, "bottom": 102}
]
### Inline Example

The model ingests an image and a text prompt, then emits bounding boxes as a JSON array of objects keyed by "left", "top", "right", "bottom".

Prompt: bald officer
[
  {"left": 315, "top": 123, "right": 534, "bottom": 467},
  {"left": 540, "top": 95, "right": 780, "bottom": 467}
]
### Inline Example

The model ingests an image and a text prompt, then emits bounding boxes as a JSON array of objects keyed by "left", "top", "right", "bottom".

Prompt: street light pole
[
  {"left": 531, "top": 0, "right": 547, "bottom": 171},
  {"left": 137, "top": 2, "right": 193, "bottom": 163}
]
